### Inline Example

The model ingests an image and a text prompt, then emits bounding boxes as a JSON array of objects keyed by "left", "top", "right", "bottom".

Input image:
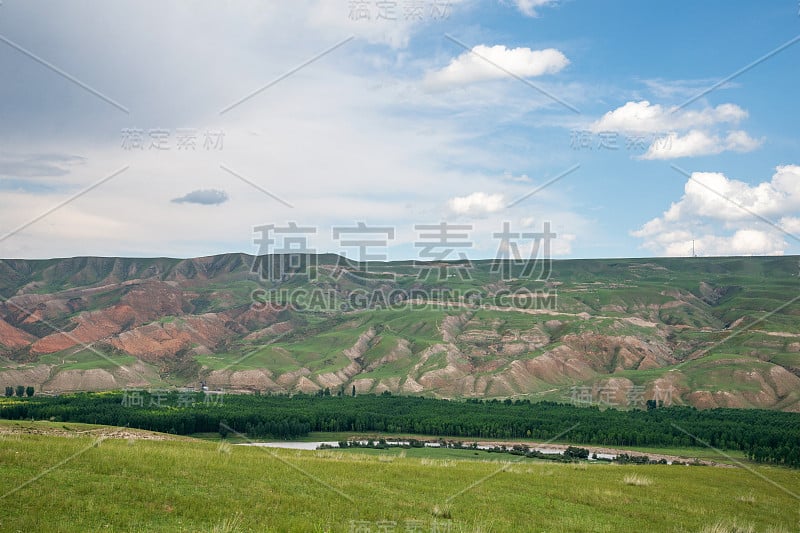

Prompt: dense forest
[{"left": 1, "top": 392, "right": 798, "bottom": 467}]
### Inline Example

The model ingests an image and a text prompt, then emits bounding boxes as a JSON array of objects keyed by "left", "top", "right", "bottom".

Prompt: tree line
[
  {"left": 0, "top": 392, "right": 798, "bottom": 467},
  {"left": 4, "top": 386, "right": 34, "bottom": 398}
]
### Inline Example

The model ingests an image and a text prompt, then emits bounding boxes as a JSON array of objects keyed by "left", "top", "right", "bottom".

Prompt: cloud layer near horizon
[{"left": 633, "top": 165, "right": 800, "bottom": 256}]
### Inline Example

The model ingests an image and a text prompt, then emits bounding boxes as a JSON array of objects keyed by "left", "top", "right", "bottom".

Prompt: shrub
[{"left": 564, "top": 446, "right": 590, "bottom": 459}]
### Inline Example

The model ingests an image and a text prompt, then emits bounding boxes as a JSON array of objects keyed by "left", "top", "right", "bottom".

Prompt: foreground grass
[{"left": 1, "top": 427, "right": 799, "bottom": 532}]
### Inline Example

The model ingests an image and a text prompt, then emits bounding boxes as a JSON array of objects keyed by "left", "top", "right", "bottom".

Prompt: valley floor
[{"left": 0, "top": 421, "right": 798, "bottom": 532}]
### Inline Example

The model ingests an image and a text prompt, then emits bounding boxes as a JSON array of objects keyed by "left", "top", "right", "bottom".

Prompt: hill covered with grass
[{"left": 1, "top": 254, "right": 799, "bottom": 410}]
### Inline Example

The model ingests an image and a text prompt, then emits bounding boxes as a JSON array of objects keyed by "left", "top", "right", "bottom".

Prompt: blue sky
[{"left": 0, "top": 0, "right": 798, "bottom": 260}]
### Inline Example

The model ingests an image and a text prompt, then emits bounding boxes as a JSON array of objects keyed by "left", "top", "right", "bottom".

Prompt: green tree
[
  {"left": 352, "top": 385, "right": 356, "bottom": 397},
  {"left": 15, "top": 386, "right": 25, "bottom": 398},
  {"left": 25, "top": 386, "right": 34, "bottom": 398},
  {"left": 564, "top": 446, "right": 589, "bottom": 459},
  {"left": 4, "top": 386, "right": 12, "bottom": 397}
]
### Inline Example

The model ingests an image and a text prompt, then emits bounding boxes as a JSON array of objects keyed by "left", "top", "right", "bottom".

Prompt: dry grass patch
[
  {"left": 432, "top": 503, "right": 453, "bottom": 519},
  {"left": 622, "top": 474, "right": 652, "bottom": 486},
  {"left": 700, "top": 520, "right": 755, "bottom": 533}
]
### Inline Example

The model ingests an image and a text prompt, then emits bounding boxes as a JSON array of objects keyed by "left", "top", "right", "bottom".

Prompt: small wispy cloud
[
  {"left": 171, "top": 189, "right": 229, "bottom": 206},
  {"left": 0, "top": 152, "right": 86, "bottom": 178},
  {"left": 511, "top": 0, "right": 558, "bottom": 17},
  {"left": 640, "top": 78, "right": 740, "bottom": 100}
]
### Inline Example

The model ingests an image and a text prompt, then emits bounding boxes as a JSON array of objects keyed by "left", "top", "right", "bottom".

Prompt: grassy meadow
[{"left": 0, "top": 422, "right": 798, "bottom": 532}]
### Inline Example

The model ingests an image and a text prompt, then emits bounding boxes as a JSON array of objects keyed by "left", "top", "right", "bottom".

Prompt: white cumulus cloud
[
  {"left": 781, "top": 217, "right": 800, "bottom": 235},
  {"left": 633, "top": 165, "right": 800, "bottom": 256},
  {"left": 590, "top": 101, "right": 761, "bottom": 160},
  {"left": 591, "top": 101, "right": 746, "bottom": 134},
  {"left": 642, "top": 130, "right": 762, "bottom": 160},
  {"left": 424, "top": 45, "right": 569, "bottom": 90},
  {"left": 448, "top": 192, "right": 506, "bottom": 215}
]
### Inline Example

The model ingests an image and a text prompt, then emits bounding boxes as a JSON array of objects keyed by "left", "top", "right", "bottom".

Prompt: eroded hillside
[{"left": 0, "top": 254, "right": 798, "bottom": 410}]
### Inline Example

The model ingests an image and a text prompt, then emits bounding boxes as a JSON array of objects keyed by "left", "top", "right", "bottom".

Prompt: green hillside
[{"left": 1, "top": 255, "right": 799, "bottom": 410}]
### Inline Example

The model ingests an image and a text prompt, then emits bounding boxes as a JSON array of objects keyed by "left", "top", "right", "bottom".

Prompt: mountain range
[{"left": 0, "top": 254, "right": 798, "bottom": 411}]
